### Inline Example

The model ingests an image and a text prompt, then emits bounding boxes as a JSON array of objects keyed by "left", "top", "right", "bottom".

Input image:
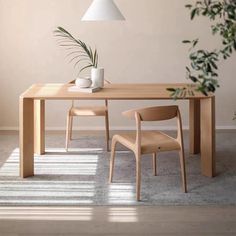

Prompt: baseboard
[{"left": 1, "top": 126, "right": 236, "bottom": 131}]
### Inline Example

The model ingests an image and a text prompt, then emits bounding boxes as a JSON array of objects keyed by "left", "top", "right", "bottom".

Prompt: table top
[{"left": 20, "top": 83, "right": 213, "bottom": 100}]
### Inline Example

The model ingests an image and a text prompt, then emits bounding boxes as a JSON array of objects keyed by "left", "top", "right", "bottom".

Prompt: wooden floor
[{"left": 0, "top": 206, "right": 235, "bottom": 235}]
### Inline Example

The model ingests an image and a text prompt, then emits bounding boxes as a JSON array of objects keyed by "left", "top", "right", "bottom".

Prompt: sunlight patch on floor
[
  {"left": 108, "top": 207, "right": 138, "bottom": 222},
  {"left": 0, "top": 148, "right": 100, "bottom": 205},
  {"left": 108, "top": 184, "right": 136, "bottom": 204},
  {"left": 0, "top": 207, "right": 140, "bottom": 222},
  {"left": 0, "top": 148, "right": 100, "bottom": 176},
  {"left": 46, "top": 147, "right": 104, "bottom": 153}
]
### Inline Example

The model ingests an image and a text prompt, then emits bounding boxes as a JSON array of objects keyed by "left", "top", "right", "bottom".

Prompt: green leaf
[
  {"left": 185, "top": 4, "right": 192, "bottom": 9},
  {"left": 166, "top": 88, "right": 176, "bottom": 92},
  {"left": 189, "top": 76, "right": 198, "bottom": 82},
  {"left": 79, "top": 64, "right": 93, "bottom": 73},
  {"left": 182, "top": 40, "right": 191, "bottom": 43},
  {"left": 193, "top": 39, "right": 199, "bottom": 47},
  {"left": 210, "top": 61, "right": 218, "bottom": 70},
  {"left": 54, "top": 26, "right": 99, "bottom": 74},
  {"left": 73, "top": 58, "right": 90, "bottom": 68},
  {"left": 191, "top": 8, "right": 198, "bottom": 20}
]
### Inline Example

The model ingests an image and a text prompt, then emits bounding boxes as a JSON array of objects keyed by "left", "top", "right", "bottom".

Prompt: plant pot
[
  {"left": 75, "top": 77, "right": 92, "bottom": 88},
  {"left": 91, "top": 67, "right": 104, "bottom": 88}
]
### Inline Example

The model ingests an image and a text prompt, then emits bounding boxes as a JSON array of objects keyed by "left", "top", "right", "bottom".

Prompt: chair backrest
[
  {"left": 123, "top": 105, "right": 183, "bottom": 151},
  {"left": 123, "top": 105, "right": 178, "bottom": 121}
]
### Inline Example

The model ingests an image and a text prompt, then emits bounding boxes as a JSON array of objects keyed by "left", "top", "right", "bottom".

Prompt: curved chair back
[{"left": 123, "top": 105, "right": 178, "bottom": 121}]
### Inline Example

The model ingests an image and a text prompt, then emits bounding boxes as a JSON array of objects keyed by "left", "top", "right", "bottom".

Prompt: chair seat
[
  {"left": 113, "top": 131, "right": 181, "bottom": 154},
  {"left": 70, "top": 106, "right": 107, "bottom": 116}
]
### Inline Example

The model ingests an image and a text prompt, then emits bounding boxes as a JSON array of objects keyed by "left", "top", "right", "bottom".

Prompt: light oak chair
[
  {"left": 65, "top": 80, "right": 110, "bottom": 151},
  {"left": 109, "top": 105, "right": 187, "bottom": 201}
]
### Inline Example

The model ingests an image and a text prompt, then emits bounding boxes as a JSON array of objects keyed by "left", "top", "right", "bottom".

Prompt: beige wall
[{"left": 0, "top": 0, "right": 235, "bottom": 130}]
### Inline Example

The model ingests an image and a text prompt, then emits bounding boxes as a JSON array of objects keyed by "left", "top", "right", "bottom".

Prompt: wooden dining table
[{"left": 19, "top": 83, "right": 215, "bottom": 178}]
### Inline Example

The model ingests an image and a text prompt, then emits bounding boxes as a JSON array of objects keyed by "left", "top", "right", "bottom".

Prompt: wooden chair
[
  {"left": 65, "top": 80, "right": 110, "bottom": 151},
  {"left": 109, "top": 105, "right": 187, "bottom": 201}
]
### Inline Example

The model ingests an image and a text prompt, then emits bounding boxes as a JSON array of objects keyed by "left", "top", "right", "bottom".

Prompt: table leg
[
  {"left": 34, "top": 100, "right": 45, "bottom": 155},
  {"left": 19, "top": 97, "right": 34, "bottom": 178},
  {"left": 200, "top": 97, "right": 216, "bottom": 177},
  {"left": 189, "top": 99, "right": 201, "bottom": 154}
]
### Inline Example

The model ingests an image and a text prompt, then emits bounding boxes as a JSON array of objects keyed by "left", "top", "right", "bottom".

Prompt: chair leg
[
  {"left": 152, "top": 153, "right": 157, "bottom": 176},
  {"left": 65, "top": 114, "right": 72, "bottom": 151},
  {"left": 105, "top": 112, "right": 110, "bottom": 152},
  {"left": 135, "top": 154, "right": 141, "bottom": 201},
  {"left": 179, "top": 149, "right": 187, "bottom": 193},
  {"left": 69, "top": 116, "right": 73, "bottom": 140},
  {"left": 109, "top": 139, "right": 117, "bottom": 183}
]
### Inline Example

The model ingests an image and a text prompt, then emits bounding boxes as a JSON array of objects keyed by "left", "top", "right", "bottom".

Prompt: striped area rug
[{"left": 0, "top": 135, "right": 235, "bottom": 206}]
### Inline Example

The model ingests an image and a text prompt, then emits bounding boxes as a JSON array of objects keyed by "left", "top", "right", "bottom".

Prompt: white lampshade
[{"left": 82, "top": 0, "right": 125, "bottom": 21}]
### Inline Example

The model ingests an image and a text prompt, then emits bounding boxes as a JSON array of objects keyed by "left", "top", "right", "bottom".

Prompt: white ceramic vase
[
  {"left": 91, "top": 67, "right": 104, "bottom": 88},
  {"left": 75, "top": 77, "right": 92, "bottom": 88}
]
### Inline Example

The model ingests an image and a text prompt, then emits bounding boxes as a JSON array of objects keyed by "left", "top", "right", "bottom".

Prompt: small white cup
[{"left": 75, "top": 77, "right": 92, "bottom": 88}]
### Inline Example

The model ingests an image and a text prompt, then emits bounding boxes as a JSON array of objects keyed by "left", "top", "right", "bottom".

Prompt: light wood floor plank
[{"left": 0, "top": 206, "right": 235, "bottom": 235}]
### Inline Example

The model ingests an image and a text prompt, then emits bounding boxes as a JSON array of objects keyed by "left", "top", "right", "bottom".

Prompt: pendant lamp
[{"left": 82, "top": 0, "right": 125, "bottom": 21}]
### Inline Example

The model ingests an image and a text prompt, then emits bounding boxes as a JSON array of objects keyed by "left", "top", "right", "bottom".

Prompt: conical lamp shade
[{"left": 82, "top": 0, "right": 125, "bottom": 21}]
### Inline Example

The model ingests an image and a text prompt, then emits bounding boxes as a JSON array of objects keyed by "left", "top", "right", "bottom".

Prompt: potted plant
[
  {"left": 54, "top": 26, "right": 104, "bottom": 88},
  {"left": 168, "top": 0, "right": 236, "bottom": 101}
]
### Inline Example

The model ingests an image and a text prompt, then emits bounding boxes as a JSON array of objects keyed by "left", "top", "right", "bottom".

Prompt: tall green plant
[
  {"left": 168, "top": 0, "right": 236, "bottom": 98},
  {"left": 54, "top": 26, "right": 98, "bottom": 74}
]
